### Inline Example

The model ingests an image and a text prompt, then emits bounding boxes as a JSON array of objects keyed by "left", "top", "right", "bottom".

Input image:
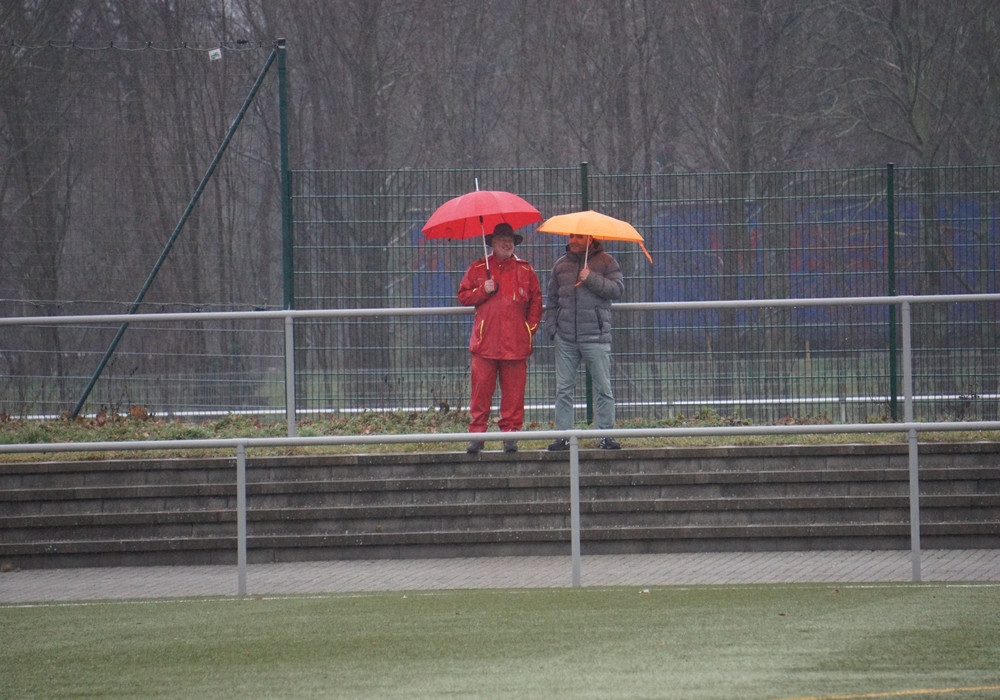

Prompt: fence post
[
  {"left": 580, "top": 162, "right": 594, "bottom": 424},
  {"left": 887, "top": 163, "right": 899, "bottom": 421},
  {"left": 278, "top": 38, "right": 294, "bottom": 312}
]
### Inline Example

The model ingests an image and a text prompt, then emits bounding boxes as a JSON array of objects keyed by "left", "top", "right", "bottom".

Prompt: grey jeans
[{"left": 553, "top": 335, "right": 615, "bottom": 430}]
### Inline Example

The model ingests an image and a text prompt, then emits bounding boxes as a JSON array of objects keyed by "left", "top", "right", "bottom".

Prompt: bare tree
[
  {"left": 0, "top": 2, "right": 98, "bottom": 405},
  {"left": 834, "top": 0, "right": 999, "bottom": 325},
  {"left": 835, "top": 0, "right": 993, "bottom": 166}
]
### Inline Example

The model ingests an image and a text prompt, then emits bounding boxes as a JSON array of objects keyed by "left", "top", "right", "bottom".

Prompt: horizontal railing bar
[
  {"left": 3, "top": 421, "right": 999, "bottom": 455},
  {"left": 3, "top": 293, "right": 1000, "bottom": 327},
  {"left": 660, "top": 394, "right": 1000, "bottom": 407},
  {"left": 0, "top": 306, "right": 471, "bottom": 326},
  {"left": 19, "top": 391, "right": 991, "bottom": 422}
]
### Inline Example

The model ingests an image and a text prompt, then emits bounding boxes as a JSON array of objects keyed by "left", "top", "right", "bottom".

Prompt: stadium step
[{"left": 1, "top": 443, "right": 998, "bottom": 569}]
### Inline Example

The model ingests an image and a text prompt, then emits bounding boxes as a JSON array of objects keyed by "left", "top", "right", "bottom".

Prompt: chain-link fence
[
  {"left": 4, "top": 162, "right": 999, "bottom": 424},
  {"left": 290, "top": 165, "right": 1000, "bottom": 425}
]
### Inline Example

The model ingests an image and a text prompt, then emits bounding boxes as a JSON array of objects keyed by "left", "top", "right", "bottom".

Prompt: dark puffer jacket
[{"left": 543, "top": 239, "right": 624, "bottom": 344}]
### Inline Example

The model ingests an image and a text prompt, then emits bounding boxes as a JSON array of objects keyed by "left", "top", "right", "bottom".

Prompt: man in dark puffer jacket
[{"left": 542, "top": 234, "right": 624, "bottom": 450}]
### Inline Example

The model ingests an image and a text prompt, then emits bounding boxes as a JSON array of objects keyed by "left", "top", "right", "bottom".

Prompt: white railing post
[
  {"left": 901, "top": 300, "right": 921, "bottom": 582},
  {"left": 237, "top": 442, "right": 248, "bottom": 595},
  {"left": 569, "top": 435, "right": 582, "bottom": 587},
  {"left": 284, "top": 315, "right": 296, "bottom": 437}
]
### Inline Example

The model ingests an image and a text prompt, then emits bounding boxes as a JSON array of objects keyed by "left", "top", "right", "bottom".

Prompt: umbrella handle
[
  {"left": 574, "top": 238, "right": 590, "bottom": 286},
  {"left": 480, "top": 216, "right": 491, "bottom": 278}
]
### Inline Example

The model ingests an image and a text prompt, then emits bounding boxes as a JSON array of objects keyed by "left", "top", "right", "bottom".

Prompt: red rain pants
[{"left": 468, "top": 355, "right": 527, "bottom": 433}]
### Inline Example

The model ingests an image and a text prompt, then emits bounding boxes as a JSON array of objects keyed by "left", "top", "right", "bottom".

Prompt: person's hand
[
  {"left": 484, "top": 279, "right": 496, "bottom": 294},
  {"left": 578, "top": 267, "right": 590, "bottom": 283}
]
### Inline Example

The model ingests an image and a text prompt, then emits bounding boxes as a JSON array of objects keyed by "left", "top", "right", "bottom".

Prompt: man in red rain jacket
[{"left": 457, "top": 223, "right": 543, "bottom": 454}]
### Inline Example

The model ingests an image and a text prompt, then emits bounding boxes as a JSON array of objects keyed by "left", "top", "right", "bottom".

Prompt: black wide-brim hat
[{"left": 484, "top": 222, "right": 523, "bottom": 246}]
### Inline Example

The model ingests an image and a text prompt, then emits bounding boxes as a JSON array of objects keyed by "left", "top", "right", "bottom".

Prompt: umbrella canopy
[
  {"left": 422, "top": 190, "right": 542, "bottom": 240},
  {"left": 538, "top": 210, "right": 652, "bottom": 263}
]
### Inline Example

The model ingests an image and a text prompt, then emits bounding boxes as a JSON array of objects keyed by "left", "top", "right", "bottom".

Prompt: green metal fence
[
  {"left": 3, "top": 161, "right": 998, "bottom": 424},
  {"left": 289, "top": 165, "right": 1000, "bottom": 425}
]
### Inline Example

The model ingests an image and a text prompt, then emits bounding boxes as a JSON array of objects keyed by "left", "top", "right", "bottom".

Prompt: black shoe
[
  {"left": 503, "top": 440, "right": 518, "bottom": 453},
  {"left": 547, "top": 438, "right": 569, "bottom": 451},
  {"left": 466, "top": 441, "right": 484, "bottom": 454},
  {"left": 598, "top": 437, "right": 622, "bottom": 450}
]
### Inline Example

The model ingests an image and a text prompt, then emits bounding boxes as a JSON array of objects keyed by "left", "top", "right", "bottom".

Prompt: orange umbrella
[{"left": 537, "top": 210, "right": 652, "bottom": 264}]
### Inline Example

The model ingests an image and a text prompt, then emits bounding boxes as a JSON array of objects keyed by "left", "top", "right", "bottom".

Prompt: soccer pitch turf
[{"left": 3, "top": 583, "right": 999, "bottom": 699}]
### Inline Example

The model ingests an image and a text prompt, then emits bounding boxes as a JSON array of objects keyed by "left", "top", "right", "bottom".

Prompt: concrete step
[
  {"left": 1, "top": 443, "right": 998, "bottom": 569},
  {"left": 5, "top": 493, "right": 996, "bottom": 546}
]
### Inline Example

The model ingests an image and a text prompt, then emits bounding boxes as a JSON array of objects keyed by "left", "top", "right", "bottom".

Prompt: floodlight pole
[
  {"left": 70, "top": 44, "right": 282, "bottom": 419},
  {"left": 277, "top": 38, "right": 297, "bottom": 437}
]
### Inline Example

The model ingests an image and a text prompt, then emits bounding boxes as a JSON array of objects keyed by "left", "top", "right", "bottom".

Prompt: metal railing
[
  {"left": 3, "top": 293, "right": 1000, "bottom": 425},
  {"left": 4, "top": 293, "right": 1000, "bottom": 592},
  {"left": 3, "top": 420, "right": 1000, "bottom": 593}
]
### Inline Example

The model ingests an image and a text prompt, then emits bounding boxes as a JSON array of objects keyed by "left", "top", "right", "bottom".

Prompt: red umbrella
[
  {"left": 422, "top": 185, "right": 542, "bottom": 275},
  {"left": 422, "top": 189, "right": 542, "bottom": 240}
]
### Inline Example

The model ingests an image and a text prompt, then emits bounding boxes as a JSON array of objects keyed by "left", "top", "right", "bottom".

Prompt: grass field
[{"left": 3, "top": 583, "right": 998, "bottom": 699}]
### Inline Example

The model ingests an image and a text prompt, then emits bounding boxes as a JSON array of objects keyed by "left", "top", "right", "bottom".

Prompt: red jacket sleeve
[{"left": 457, "top": 259, "right": 491, "bottom": 307}]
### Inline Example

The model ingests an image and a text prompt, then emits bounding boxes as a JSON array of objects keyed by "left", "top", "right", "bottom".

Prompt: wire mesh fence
[
  {"left": 4, "top": 165, "right": 1000, "bottom": 423},
  {"left": 285, "top": 165, "right": 1000, "bottom": 425}
]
